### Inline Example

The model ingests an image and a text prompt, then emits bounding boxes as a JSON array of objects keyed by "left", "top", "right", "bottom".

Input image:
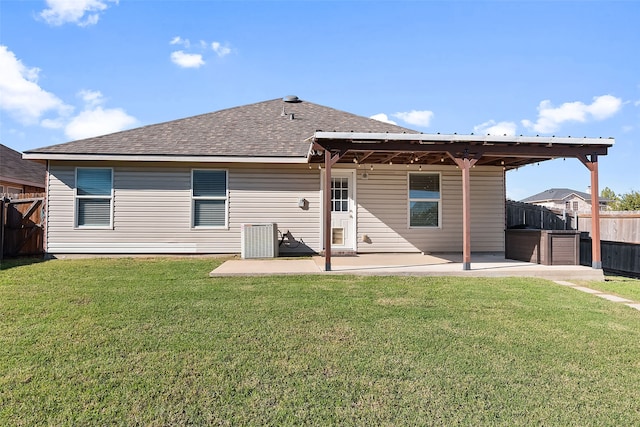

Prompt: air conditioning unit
[{"left": 241, "top": 223, "right": 279, "bottom": 259}]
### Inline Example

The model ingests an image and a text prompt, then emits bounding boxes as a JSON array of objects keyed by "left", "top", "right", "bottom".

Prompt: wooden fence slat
[{"left": 0, "top": 193, "right": 46, "bottom": 259}]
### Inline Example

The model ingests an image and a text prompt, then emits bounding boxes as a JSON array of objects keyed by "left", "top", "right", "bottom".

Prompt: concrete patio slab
[{"left": 209, "top": 253, "right": 605, "bottom": 281}]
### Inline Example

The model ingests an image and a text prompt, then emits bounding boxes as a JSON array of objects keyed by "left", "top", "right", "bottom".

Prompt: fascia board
[
  {"left": 22, "top": 153, "right": 309, "bottom": 164},
  {"left": 314, "top": 132, "right": 615, "bottom": 146}
]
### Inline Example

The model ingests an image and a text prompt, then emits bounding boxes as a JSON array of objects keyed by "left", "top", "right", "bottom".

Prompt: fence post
[{"left": 0, "top": 196, "right": 6, "bottom": 260}]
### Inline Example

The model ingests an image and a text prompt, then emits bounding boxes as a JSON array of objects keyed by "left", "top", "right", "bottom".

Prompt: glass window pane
[
  {"left": 78, "top": 199, "right": 110, "bottom": 226},
  {"left": 410, "top": 201, "right": 439, "bottom": 227},
  {"left": 194, "top": 200, "right": 226, "bottom": 227},
  {"left": 193, "top": 170, "right": 226, "bottom": 197},
  {"left": 77, "top": 169, "right": 112, "bottom": 196},
  {"left": 409, "top": 174, "right": 440, "bottom": 199}
]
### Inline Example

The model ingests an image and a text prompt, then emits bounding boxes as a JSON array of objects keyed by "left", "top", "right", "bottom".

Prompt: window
[
  {"left": 8, "top": 186, "right": 22, "bottom": 195},
  {"left": 75, "top": 168, "right": 113, "bottom": 228},
  {"left": 573, "top": 201, "right": 579, "bottom": 211},
  {"left": 192, "top": 170, "right": 227, "bottom": 228},
  {"left": 331, "top": 177, "right": 349, "bottom": 212},
  {"left": 409, "top": 173, "right": 440, "bottom": 227},
  {"left": 565, "top": 201, "right": 571, "bottom": 210}
]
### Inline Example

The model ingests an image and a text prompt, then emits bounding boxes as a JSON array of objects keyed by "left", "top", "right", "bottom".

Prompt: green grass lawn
[
  {"left": 587, "top": 275, "right": 640, "bottom": 302},
  {"left": 2, "top": 257, "right": 640, "bottom": 426}
]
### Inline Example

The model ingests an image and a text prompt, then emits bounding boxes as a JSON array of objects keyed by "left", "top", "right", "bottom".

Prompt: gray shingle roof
[
  {"left": 25, "top": 98, "right": 417, "bottom": 158},
  {"left": 520, "top": 188, "right": 598, "bottom": 203},
  {"left": 0, "top": 144, "right": 46, "bottom": 187}
]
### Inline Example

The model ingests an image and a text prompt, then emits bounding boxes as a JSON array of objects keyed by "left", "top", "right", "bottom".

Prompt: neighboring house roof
[
  {"left": 520, "top": 188, "right": 606, "bottom": 204},
  {"left": 0, "top": 144, "right": 46, "bottom": 188},
  {"left": 24, "top": 98, "right": 415, "bottom": 161}
]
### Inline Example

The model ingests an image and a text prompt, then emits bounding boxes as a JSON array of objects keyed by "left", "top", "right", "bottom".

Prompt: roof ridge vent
[{"left": 283, "top": 95, "right": 301, "bottom": 103}]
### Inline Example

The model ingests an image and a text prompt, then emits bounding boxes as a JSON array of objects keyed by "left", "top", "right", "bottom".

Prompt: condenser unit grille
[{"left": 241, "top": 223, "right": 279, "bottom": 259}]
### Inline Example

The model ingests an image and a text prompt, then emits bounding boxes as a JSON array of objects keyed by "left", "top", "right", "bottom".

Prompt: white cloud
[
  {"left": 632, "top": 100, "right": 640, "bottom": 107},
  {"left": 211, "top": 42, "right": 231, "bottom": 57},
  {"left": 0, "top": 46, "right": 135, "bottom": 140},
  {"left": 473, "top": 120, "right": 517, "bottom": 136},
  {"left": 392, "top": 110, "right": 434, "bottom": 127},
  {"left": 170, "top": 36, "right": 190, "bottom": 48},
  {"left": 170, "top": 50, "right": 205, "bottom": 68},
  {"left": 78, "top": 89, "right": 104, "bottom": 108},
  {"left": 369, "top": 113, "right": 397, "bottom": 125},
  {"left": 40, "top": 0, "right": 118, "bottom": 27},
  {"left": 65, "top": 107, "right": 136, "bottom": 139},
  {"left": 0, "top": 45, "right": 69, "bottom": 125},
  {"left": 64, "top": 90, "right": 137, "bottom": 139},
  {"left": 522, "top": 95, "right": 623, "bottom": 133}
]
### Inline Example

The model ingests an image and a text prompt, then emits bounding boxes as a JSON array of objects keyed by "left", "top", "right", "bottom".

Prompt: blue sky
[{"left": 1, "top": 0, "right": 639, "bottom": 199}]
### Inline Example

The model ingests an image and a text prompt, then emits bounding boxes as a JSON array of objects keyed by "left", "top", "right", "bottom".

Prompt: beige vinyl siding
[
  {"left": 46, "top": 161, "right": 505, "bottom": 255},
  {"left": 46, "top": 162, "right": 320, "bottom": 254},
  {"left": 355, "top": 165, "right": 505, "bottom": 253}
]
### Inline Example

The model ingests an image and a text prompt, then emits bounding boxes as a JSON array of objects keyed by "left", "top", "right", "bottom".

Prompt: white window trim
[
  {"left": 191, "top": 169, "right": 229, "bottom": 229},
  {"left": 407, "top": 172, "right": 442, "bottom": 229},
  {"left": 74, "top": 167, "right": 114, "bottom": 229}
]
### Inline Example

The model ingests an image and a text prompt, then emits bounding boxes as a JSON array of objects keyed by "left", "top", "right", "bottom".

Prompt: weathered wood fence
[
  {"left": 577, "top": 211, "right": 640, "bottom": 244},
  {"left": 0, "top": 193, "right": 46, "bottom": 260}
]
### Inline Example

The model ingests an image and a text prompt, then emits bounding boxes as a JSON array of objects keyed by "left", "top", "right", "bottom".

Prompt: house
[
  {"left": 1, "top": 144, "right": 46, "bottom": 195},
  {"left": 521, "top": 188, "right": 610, "bottom": 212},
  {"left": 23, "top": 96, "right": 614, "bottom": 270}
]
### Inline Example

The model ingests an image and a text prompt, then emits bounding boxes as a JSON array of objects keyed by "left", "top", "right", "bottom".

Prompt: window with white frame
[
  {"left": 75, "top": 168, "right": 113, "bottom": 228},
  {"left": 192, "top": 169, "right": 228, "bottom": 228},
  {"left": 409, "top": 173, "right": 440, "bottom": 227}
]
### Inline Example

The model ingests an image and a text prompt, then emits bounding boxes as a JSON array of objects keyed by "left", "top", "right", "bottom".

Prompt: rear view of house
[{"left": 23, "top": 96, "right": 613, "bottom": 269}]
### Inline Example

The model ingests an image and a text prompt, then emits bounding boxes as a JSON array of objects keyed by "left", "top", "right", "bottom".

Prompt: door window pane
[{"left": 331, "top": 177, "right": 349, "bottom": 212}]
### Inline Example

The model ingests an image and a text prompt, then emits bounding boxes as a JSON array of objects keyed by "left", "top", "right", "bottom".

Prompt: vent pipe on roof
[{"left": 283, "top": 95, "right": 301, "bottom": 103}]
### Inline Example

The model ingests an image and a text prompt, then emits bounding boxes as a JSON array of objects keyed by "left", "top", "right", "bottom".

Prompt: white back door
[{"left": 327, "top": 171, "right": 356, "bottom": 251}]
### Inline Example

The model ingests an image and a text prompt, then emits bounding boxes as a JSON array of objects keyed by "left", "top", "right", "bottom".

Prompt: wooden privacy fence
[
  {"left": 506, "top": 200, "right": 575, "bottom": 230},
  {"left": 577, "top": 211, "right": 640, "bottom": 244},
  {"left": 0, "top": 193, "right": 46, "bottom": 259},
  {"left": 580, "top": 235, "right": 640, "bottom": 278}
]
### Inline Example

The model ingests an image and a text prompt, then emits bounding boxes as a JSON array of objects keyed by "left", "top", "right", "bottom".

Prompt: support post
[
  {"left": 452, "top": 157, "right": 478, "bottom": 270},
  {"left": 578, "top": 154, "right": 602, "bottom": 269},
  {"left": 588, "top": 156, "right": 602, "bottom": 269},
  {"left": 324, "top": 149, "right": 332, "bottom": 271}
]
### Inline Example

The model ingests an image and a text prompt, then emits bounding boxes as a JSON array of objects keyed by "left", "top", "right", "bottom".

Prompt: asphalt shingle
[{"left": 25, "top": 98, "right": 417, "bottom": 158}]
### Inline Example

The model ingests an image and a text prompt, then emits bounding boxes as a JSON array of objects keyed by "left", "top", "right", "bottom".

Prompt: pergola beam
[
  {"left": 313, "top": 132, "right": 614, "bottom": 273},
  {"left": 313, "top": 140, "right": 609, "bottom": 159}
]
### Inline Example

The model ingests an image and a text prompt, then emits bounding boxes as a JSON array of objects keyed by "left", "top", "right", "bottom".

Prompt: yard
[{"left": 1, "top": 257, "right": 639, "bottom": 425}]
